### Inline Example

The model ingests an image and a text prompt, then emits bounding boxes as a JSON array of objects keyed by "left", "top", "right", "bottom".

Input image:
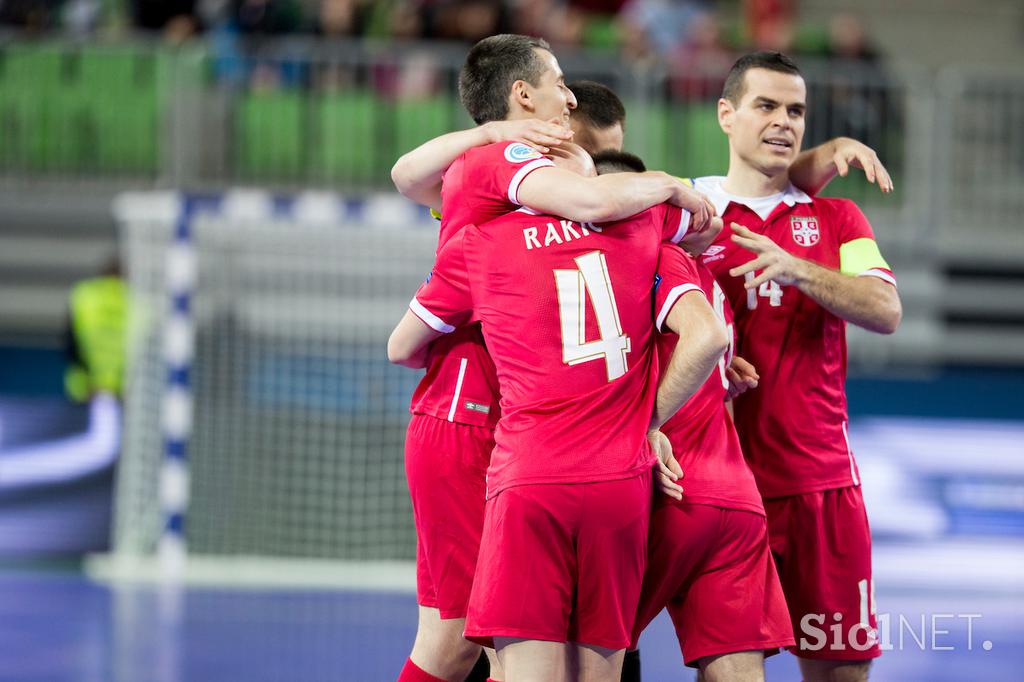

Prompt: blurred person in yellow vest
[{"left": 64, "top": 260, "right": 128, "bottom": 403}]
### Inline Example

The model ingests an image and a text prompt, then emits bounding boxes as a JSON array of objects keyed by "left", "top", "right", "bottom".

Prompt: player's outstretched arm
[
  {"left": 650, "top": 292, "right": 729, "bottom": 430},
  {"left": 390, "top": 119, "right": 573, "bottom": 212},
  {"left": 728, "top": 223, "right": 902, "bottom": 334},
  {"left": 387, "top": 310, "right": 445, "bottom": 369},
  {"left": 789, "top": 137, "right": 894, "bottom": 197},
  {"left": 518, "top": 167, "right": 714, "bottom": 227}
]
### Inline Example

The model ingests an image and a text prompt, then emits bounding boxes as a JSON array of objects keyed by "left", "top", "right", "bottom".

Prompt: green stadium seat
[
  {"left": 78, "top": 48, "right": 160, "bottom": 173},
  {"left": 622, "top": 100, "right": 728, "bottom": 178},
  {"left": 0, "top": 45, "right": 65, "bottom": 171},
  {"left": 792, "top": 24, "right": 831, "bottom": 57},
  {"left": 673, "top": 102, "right": 730, "bottom": 178},
  {"left": 0, "top": 45, "right": 165, "bottom": 174},
  {"left": 315, "top": 90, "right": 378, "bottom": 184},
  {"left": 582, "top": 14, "right": 621, "bottom": 52},
  {"left": 237, "top": 91, "right": 305, "bottom": 179},
  {"left": 393, "top": 96, "right": 453, "bottom": 164},
  {"left": 624, "top": 101, "right": 670, "bottom": 172}
]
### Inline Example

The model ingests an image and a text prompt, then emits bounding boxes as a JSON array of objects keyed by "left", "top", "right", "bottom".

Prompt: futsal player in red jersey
[
  {"left": 643, "top": 241, "right": 796, "bottom": 681},
  {"left": 390, "top": 37, "right": 891, "bottom": 681},
  {"left": 691, "top": 52, "right": 902, "bottom": 682},
  {"left": 388, "top": 151, "right": 727, "bottom": 681},
  {"left": 584, "top": 151, "right": 794, "bottom": 681},
  {"left": 390, "top": 34, "right": 711, "bottom": 682}
]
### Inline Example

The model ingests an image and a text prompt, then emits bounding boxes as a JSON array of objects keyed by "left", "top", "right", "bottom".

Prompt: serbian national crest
[{"left": 790, "top": 215, "right": 820, "bottom": 247}]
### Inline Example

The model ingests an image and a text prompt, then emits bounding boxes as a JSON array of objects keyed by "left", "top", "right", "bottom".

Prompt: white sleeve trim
[
  {"left": 670, "top": 209, "right": 692, "bottom": 244},
  {"left": 655, "top": 284, "right": 703, "bottom": 332},
  {"left": 410, "top": 297, "right": 455, "bottom": 333},
  {"left": 857, "top": 269, "right": 897, "bottom": 287},
  {"left": 507, "top": 158, "right": 555, "bottom": 205}
]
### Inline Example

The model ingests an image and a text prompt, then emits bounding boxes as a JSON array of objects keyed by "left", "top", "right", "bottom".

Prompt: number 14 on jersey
[{"left": 744, "top": 271, "right": 784, "bottom": 309}]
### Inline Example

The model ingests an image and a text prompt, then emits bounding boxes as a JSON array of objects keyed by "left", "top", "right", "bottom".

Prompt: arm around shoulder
[
  {"left": 390, "top": 127, "right": 494, "bottom": 211},
  {"left": 391, "top": 119, "right": 574, "bottom": 211},
  {"left": 517, "top": 167, "right": 684, "bottom": 224},
  {"left": 790, "top": 137, "right": 894, "bottom": 196}
]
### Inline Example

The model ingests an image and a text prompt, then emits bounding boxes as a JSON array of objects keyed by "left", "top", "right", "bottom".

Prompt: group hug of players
[{"left": 385, "top": 34, "right": 902, "bottom": 682}]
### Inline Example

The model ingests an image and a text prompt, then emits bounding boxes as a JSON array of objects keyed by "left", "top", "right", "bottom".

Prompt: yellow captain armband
[
  {"left": 430, "top": 208, "right": 442, "bottom": 221},
  {"left": 676, "top": 177, "right": 695, "bottom": 188},
  {"left": 839, "top": 238, "right": 890, "bottom": 276}
]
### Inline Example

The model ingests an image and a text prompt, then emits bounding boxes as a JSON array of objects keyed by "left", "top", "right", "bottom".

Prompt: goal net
[{"left": 102, "top": 191, "right": 436, "bottom": 583}]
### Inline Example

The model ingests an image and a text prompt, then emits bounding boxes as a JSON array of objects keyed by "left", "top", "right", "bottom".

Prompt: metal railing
[
  {"left": 1, "top": 38, "right": 1020, "bottom": 236},
  {"left": 4, "top": 38, "right": 1018, "bottom": 245}
]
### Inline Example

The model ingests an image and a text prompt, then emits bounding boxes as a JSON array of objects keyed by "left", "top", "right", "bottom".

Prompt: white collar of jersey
[{"left": 693, "top": 176, "right": 812, "bottom": 220}]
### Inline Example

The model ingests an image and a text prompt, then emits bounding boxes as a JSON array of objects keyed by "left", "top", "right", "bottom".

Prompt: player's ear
[
  {"left": 718, "top": 98, "right": 734, "bottom": 135},
  {"left": 511, "top": 79, "right": 533, "bottom": 113}
]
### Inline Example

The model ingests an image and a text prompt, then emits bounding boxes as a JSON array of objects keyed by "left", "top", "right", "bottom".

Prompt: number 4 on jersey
[
  {"left": 555, "top": 250, "right": 631, "bottom": 381},
  {"left": 744, "top": 271, "right": 784, "bottom": 309}
]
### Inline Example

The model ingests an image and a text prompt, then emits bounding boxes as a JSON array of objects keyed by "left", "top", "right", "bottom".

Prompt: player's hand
[
  {"left": 483, "top": 117, "right": 573, "bottom": 153},
  {"left": 678, "top": 216, "right": 723, "bottom": 257},
  {"left": 725, "top": 355, "right": 759, "bottom": 401},
  {"left": 728, "top": 223, "right": 807, "bottom": 288},
  {"left": 693, "top": 193, "right": 717, "bottom": 233},
  {"left": 830, "top": 137, "right": 893, "bottom": 194},
  {"left": 668, "top": 182, "right": 716, "bottom": 234},
  {"left": 648, "top": 430, "right": 683, "bottom": 500}
]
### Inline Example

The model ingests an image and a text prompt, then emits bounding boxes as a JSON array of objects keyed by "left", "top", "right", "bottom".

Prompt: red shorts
[
  {"left": 405, "top": 413, "right": 493, "bottom": 619},
  {"left": 632, "top": 502, "right": 794, "bottom": 665},
  {"left": 464, "top": 473, "right": 652, "bottom": 650},
  {"left": 765, "top": 485, "right": 881, "bottom": 660}
]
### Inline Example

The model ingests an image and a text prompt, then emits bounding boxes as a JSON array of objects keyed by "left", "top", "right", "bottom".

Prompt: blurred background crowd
[
  {"left": 0, "top": 0, "right": 882, "bottom": 67},
  {"left": 0, "top": 0, "right": 909, "bottom": 181}
]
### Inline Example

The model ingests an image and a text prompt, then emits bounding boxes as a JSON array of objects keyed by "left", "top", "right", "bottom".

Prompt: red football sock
[{"left": 397, "top": 658, "right": 446, "bottom": 682}]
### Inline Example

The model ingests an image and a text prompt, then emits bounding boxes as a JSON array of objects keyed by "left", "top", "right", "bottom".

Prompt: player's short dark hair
[
  {"left": 567, "top": 80, "right": 626, "bottom": 131},
  {"left": 458, "top": 34, "right": 552, "bottom": 124},
  {"left": 592, "top": 150, "right": 646, "bottom": 175},
  {"left": 721, "top": 51, "right": 802, "bottom": 105}
]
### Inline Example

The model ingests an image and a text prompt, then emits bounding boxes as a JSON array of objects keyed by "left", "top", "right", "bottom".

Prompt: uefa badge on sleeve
[
  {"left": 790, "top": 215, "right": 820, "bottom": 247},
  {"left": 504, "top": 142, "right": 543, "bottom": 164}
]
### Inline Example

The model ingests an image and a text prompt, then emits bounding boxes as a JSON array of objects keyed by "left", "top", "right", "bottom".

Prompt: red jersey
[
  {"left": 409, "top": 142, "right": 554, "bottom": 428},
  {"left": 692, "top": 176, "right": 896, "bottom": 498},
  {"left": 411, "top": 204, "right": 691, "bottom": 497},
  {"left": 653, "top": 243, "right": 765, "bottom": 515}
]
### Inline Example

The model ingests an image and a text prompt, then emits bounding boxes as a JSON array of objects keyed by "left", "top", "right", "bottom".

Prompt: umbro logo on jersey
[
  {"left": 702, "top": 245, "right": 726, "bottom": 263},
  {"left": 504, "top": 142, "right": 543, "bottom": 164},
  {"left": 464, "top": 401, "right": 491, "bottom": 414},
  {"left": 791, "top": 216, "right": 820, "bottom": 247}
]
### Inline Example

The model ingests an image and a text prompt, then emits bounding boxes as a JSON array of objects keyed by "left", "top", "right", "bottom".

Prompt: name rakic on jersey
[{"left": 523, "top": 220, "right": 602, "bottom": 250}]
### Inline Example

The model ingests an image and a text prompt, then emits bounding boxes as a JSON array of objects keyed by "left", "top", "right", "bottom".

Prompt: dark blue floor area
[
  {"left": 5, "top": 342, "right": 1024, "bottom": 421},
  {"left": 0, "top": 570, "right": 1021, "bottom": 681}
]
